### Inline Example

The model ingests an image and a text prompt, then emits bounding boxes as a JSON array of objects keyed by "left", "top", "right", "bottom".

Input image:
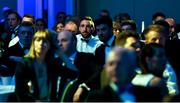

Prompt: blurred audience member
[
  {"left": 56, "top": 11, "right": 66, "bottom": 23},
  {"left": 152, "top": 12, "right": 166, "bottom": 24},
  {"left": 64, "top": 21, "right": 78, "bottom": 34},
  {"left": 54, "top": 22, "right": 64, "bottom": 33},
  {"left": 76, "top": 17, "right": 103, "bottom": 54},
  {"left": 35, "top": 18, "right": 47, "bottom": 31},
  {"left": 15, "top": 29, "right": 58, "bottom": 102}
]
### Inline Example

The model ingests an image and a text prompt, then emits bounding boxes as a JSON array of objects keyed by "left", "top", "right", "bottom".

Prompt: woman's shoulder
[{"left": 18, "top": 57, "right": 35, "bottom": 67}]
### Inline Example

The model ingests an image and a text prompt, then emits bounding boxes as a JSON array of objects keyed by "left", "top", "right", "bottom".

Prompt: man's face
[
  {"left": 18, "top": 26, "right": 34, "bottom": 48},
  {"left": 105, "top": 51, "right": 121, "bottom": 83},
  {"left": 7, "top": 13, "right": 20, "bottom": 29},
  {"left": 64, "top": 22, "right": 78, "bottom": 33},
  {"left": 36, "top": 21, "right": 45, "bottom": 31},
  {"left": 105, "top": 49, "right": 136, "bottom": 86},
  {"left": 96, "top": 24, "right": 112, "bottom": 43},
  {"left": 57, "top": 13, "right": 66, "bottom": 22},
  {"left": 146, "top": 47, "right": 167, "bottom": 76},
  {"left": 145, "top": 31, "right": 166, "bottom": 46},
  {"left": 57, "top": 31, "right": 75, "bottom": 55},
  {"left": 79, "top": 20, "right": 91, "bottom": 38},
  {"left": 121, "top": 25, "right": 133, "bottom": 31}
]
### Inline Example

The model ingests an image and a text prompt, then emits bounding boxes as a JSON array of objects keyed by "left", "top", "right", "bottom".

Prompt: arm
[
  {"left": 73, "top": 83, "right": 91, "bottom": 102},
  {"left": 15, "top": 59, "right": 36, "bottom": 101}
]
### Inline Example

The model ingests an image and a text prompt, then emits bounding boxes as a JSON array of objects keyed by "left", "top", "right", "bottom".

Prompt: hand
[{"left": 73, "top": 87, "right": 84, "bottom": 102}]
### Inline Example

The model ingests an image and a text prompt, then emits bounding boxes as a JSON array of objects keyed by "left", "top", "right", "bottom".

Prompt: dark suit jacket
[
  {"left": 165, "top": 40, "right": 180, "bottom": 88},
  {"left": 0, "top": 43, "right": 25, "bottom": 76},
  {"left": 86, "top": 85, "right": 121, "bottom": 102},
  {"left": 54, "top": 52, "right": 98, "bottom": 81},
  {"left": 86, "top": 85, "right": 163, "bottom": 102},
  {"left": 15, "top": 57, "right": 58, "bottom": 102},
  {"left": 74, "top": 52, "right": 100, "bottom": 86},
  {"left": 95, "top": 37, "right": 116, "bottom": 67},
  {"left": 60, "top": 52, "right": 101, "bottom": 102}
]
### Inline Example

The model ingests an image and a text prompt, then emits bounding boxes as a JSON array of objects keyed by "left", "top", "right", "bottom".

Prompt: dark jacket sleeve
[
  {"left": 15, "top": 58, "right": 36, "bottom": 101},
  {"left": 95, "top": 44, "right": 106, "bottom": 67}
]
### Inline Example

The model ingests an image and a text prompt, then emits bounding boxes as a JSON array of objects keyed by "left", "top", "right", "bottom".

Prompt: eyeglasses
[{"left": 113, "top": 28, "right": 120, "bottom": 32}]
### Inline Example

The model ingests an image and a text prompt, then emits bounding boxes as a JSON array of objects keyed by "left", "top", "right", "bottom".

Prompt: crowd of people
[{"left": 0, "top": 8, "right": 180, "bottom": 102}]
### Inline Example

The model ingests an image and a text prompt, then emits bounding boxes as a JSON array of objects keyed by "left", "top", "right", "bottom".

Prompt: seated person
[
  {"left": 132, "top": 43, "right": 170, "bottom": 96},
  {"left": 86, "top": 46, "right": 163, "bottom": 102},
  {"left": 57, "top": 30, "right": 101, "bottom": 101}
]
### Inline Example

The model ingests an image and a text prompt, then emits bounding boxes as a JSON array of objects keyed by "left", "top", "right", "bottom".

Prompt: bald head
[
  {"left": 57, "top": 30, "right": 77, "bottom": 56},
  {"left": 105, "top": 46, "right": 137, "bottom": 86}
]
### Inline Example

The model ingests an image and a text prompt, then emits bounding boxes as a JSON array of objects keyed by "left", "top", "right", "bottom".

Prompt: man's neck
[{"left": 82, "top": 34, "right": 91, "bottom": 39}]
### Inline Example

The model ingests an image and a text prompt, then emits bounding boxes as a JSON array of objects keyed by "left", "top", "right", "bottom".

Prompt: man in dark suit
[
  {"left": 71, "top": 16, "right": 116, "bottom": 102},
  {"left": 94, "top": 16, "right": 116, "bottom": 66},
  {"left": 56, "top": 30, "right": 100, "bottom": 101},
  {"left": 0, "top": 22, "right": 34, "bottom": 78}
]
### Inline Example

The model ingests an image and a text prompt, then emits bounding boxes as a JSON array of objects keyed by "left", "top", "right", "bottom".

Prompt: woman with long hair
[{"left": 15, "top": 29, "right": 58, "bottom": 101}]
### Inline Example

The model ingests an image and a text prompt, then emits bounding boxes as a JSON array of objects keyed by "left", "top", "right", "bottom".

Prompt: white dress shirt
[
  {"left": 76, "top": 34, "right": 103, "bottom": 54},
  {"left": 132, "top": 63, "right": 179, "bottom": 95},
  {"left": 8, "top": 36, "right": 19, "bottom": 48}
]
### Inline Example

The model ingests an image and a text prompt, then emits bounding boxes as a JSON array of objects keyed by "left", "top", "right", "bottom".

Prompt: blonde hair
[{"left": 25, "top": 29, "right": 56, "bottom": 60}]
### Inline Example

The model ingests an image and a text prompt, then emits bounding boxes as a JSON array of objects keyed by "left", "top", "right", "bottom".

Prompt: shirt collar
[
  {"left": 19, "top": 41, "right": 24, "bottom": 49},
  {"left": 69, "top": 51, "right": 77, "bottom": 63},
  {"left": 80, "top": 34, "right": 92, "bottom": 40},
  {"left": 106, "top": 35, "right": 115, "bottom": 47}
]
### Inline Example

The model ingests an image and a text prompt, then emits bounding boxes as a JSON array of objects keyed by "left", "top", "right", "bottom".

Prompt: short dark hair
[
  {"left": 7, "top": 11, "right": 22, "bottom": 22},
  {"left": 19, "top": 21, "right": 34, "bottom": 33},
  {"left": 114, "top": 13, "right": 131, "bottom": 23},
  {"left": 120, "top": 20, "right": 137, "bottom": 31},
  {"left": 101, "top": 9, "right": 109, "bottom": 14},
  {"left": 56, "top": 11, "right": 66, "bottom": 19},
  {"left": 79, "top": 16, "right": 94, "bottom": 29},
  {"left": 95, "top": 16, "right": 113, "bottom": 28},
  {"left": 100, "top": 9, "right": 110, "bottom": 18},
  {"left": 152, "top": 12, "right": 166, "bottom": 21}
]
